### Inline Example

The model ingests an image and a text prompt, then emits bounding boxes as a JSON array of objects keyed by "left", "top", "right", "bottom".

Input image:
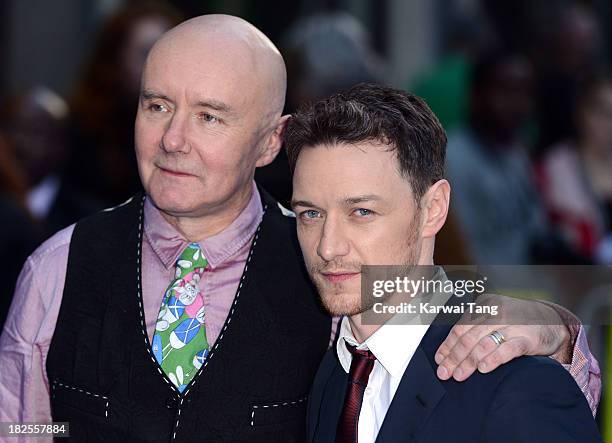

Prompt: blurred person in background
[
  {"left": 1, "top": 87, "right": 104, "bottom": 238},
  {"left": 65, "top": 1, "right": 182, "bottom": 207},
  {"left": 411, "top": 13, "right": 495, "bottom": 265},
  {"left": 256, "top": 11, "right": 384, "bottom": 205},
  {"left": 282, "top": 12, "right": 384, "bottom": 113},
  {"left": 446, "top": 49, "right": 580, "bottom": 265},
  {"left": 411, "top": 13, "right": 494, "bottom": 132},
  {"left": 539, "top": 75, "right": 612, "bottom": 264},
  {"left": 532, "top": 2, "right": 602, "bottom": 153},
  {"left": 0, "top": 133, "right": 40, "bottom": 329}
]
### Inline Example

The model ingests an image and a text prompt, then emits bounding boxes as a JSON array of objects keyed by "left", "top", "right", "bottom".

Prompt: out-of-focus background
[{"left": 0, "top": 0, "right": 610, "bottom": 433}]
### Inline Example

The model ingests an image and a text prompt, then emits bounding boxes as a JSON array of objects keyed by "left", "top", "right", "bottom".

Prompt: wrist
[
  {"left": 550, "top": 324, "right": 572, "bottom": 364},
  {"left": 536, "top": 300, "right": 579, "bottom": 364}
]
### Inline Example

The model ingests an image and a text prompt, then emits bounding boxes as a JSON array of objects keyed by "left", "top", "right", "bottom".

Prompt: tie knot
[
  {"left": 345, "top": 343, "right": 376, "bottom": 387},
  {"left": 346, "top": 344, "right": 376, "bottom": 361},
  {"left": 175, "top": 243, "right": 208, "bottom": 279}
]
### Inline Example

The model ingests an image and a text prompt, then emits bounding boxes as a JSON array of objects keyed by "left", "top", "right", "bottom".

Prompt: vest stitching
[
  {"left": 249, "top": 395, "right": 308, "bottom": 426},
  {"left": 135, "top": 195, "right": 180, "bottom": 395},
  {"left": 173, "top": 397, "right": 184, "bottom": 440},
  {"left": 52, "top": 380, "right": 110, "bottom": 418},
  {"left": 171, "top": 203, "right": 268, "bottom": 440},
  {"left": 52, "top": 380, "right": 109, "bottom": 400}
]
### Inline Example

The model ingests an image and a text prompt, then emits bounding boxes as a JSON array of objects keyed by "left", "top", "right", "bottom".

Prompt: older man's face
[
  {"left": 135, "top": 37, "right": 269, "bottom": 219},
  {"left": 291, "top": 142, "right": 424, "bottom": 316}
]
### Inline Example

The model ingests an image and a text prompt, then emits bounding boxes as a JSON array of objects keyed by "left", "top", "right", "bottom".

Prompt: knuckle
[
  {"left": 481, "top": 336, "right": 497, "bottom": 352},
  {"left": 465, "top": 352, "right": 480, "bottom": 369},
  {"left": 448, "top": 326, "right": 463, "bottom": 340},
  {"left": 512, "top": 339, "right": 530, "bottom": 355},
  {"left": 458, "top": 333, "right": 477, "bottom": 350},
  {"left": 497, "top": 343, "right": 517, "bottom": 363},
  {"left": 485, "top": 350, "right": 503, "bottom": 367},
  {"left": 456, "top": 324, "right": 471, "bottom": 334},
  {"left": 473, "top": 342, "right": 489, "bottom": 359},
  {"left": 444, "top": 350, "right": 462, "bottom": 366},
  {"left": 436, "top": 345, "right": 449, "bottom": 357}
]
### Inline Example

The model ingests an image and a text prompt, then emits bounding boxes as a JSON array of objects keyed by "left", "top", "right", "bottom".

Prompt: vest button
[{"left": 165, "top": 397, "right": 178, "bottom": 409}]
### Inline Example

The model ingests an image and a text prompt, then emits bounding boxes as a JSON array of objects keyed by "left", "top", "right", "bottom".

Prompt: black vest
[{"left": 46, "top": 190, "right": 331, "bottom": 442}]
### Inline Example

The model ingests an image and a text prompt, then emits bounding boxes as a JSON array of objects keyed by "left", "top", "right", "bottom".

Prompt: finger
[
  {"left": 451, "top": 328, "right": 502, "bottom": 381},
  {"left": 434, "top": 323, "right": 476, "bottom": 365},
  {"left": 436, "top": 321, "right": 489, "bottom": 380},
  {"left": 477, "top": 337, "right": 530, "bottom": 373}
]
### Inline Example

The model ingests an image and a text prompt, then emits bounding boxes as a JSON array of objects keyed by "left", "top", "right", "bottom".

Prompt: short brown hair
[{"left": 284, "top": 83, "right": 447, "bottom": 200}]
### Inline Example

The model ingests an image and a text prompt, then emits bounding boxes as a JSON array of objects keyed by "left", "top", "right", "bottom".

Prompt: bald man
[
  {"left": 0, "top": 14, "right": 600, "bottom": 443},
  {"left": 0, "top": 15, "right": 329, "bottom": 442}
]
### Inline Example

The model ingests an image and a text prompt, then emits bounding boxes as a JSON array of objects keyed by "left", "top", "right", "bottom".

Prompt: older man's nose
[
  {"left": 316, "top": 219, "right": 350, "bottom": 262},
  {"left": 161, "top": 114, "right": 189, "bottom": 153}
]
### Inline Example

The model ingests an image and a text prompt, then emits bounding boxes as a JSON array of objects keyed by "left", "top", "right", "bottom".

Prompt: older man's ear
[{"left": 256, "top": 114, "right": 291, "bottom": 168}]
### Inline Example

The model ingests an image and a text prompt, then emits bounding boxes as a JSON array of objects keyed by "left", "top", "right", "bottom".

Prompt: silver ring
[{"left": 489, "top": 330, "right": 505, "bottom": 346}]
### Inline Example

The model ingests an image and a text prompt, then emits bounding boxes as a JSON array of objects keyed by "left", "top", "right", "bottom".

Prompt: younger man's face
[{"left": 291, "top": 141, "right": 424, "bottom": 316}]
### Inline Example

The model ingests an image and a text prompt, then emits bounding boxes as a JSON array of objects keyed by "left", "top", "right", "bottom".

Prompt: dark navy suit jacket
[{"left": 307, "top": 314, "right": 602, "bottom": 442}]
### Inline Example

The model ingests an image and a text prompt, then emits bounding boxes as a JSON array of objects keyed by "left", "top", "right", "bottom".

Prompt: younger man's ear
[
  {"left": 256, "top": 114, "right": 291, "bottom": 167},
  {"left": 420, "top": 179, "right": 451, "bottom": 238}
]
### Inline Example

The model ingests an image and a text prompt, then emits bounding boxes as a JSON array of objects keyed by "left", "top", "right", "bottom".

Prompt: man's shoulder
[
  {"left": 257, "top": 188, "right": 295, "bottom": 222},
  {"left": 486, "top": 353, "right": 583, "bottom": 396},
  {"left": 29, "top": 224, "right": 75, "bottom": 268},
  {"left": 438, "top": 350, "right": 587, "bottom": 413},
  {"left": 469, "top": 353, "right": 601, "bottom": 441},
  {"left": 29, "top": 196, "right": 142, "bottom": 268}
]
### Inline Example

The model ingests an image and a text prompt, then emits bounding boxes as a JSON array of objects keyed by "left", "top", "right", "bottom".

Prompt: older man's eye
[
  {"left": 199, "top": 113, "right": 219, "bottom": 123},
  {"left": 148, "top": 103, "right": 168, "bottom": 113}
]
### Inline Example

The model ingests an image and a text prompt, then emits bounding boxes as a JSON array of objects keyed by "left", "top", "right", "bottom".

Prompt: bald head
[
  {"left": 147, "top": 14, "right": 286, "bottom": 120},
  {"left": 135, "top": 14, "right": 290, "bottom": 229}
]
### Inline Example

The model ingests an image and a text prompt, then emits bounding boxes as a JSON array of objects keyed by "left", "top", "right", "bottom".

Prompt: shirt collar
[
  {"left": 336, "top": 316, "right": 430, "bottom": 379},
  {"left": 143, "top": 181, "right": 263, "bottom": 270}
]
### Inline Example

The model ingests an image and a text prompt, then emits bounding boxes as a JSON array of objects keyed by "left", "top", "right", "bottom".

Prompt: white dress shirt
[{"left": 336, "top": 317, "right": 430, "bottom": 442}]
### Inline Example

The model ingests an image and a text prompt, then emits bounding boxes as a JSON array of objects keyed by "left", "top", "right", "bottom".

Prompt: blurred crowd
[{"left": 0, "top": 0, "right": 610, "bottom": 432}]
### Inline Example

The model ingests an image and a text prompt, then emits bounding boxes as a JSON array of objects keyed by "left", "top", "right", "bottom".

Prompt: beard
[
  {"left": 306, "top": 211, "right": 422, "bottom": 317},
  {"left": 308, "top": 259, "right": 365, "bottom": 317}
]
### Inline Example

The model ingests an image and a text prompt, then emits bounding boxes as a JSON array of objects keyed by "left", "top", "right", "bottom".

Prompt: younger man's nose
[{"left": 316, "top": 219, "right": 350, "bottom": 262}]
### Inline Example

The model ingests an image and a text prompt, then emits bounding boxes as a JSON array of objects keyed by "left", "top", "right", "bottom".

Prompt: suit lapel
[
  {"left": 375, "top": 342, "right": 446, "bottom": 442},
  {"left": 311, "top": 359, "right": 348, "bottom": 442}
]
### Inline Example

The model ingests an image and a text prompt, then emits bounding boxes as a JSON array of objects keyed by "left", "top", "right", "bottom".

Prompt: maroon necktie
[{"left": 336, "top": 343, "right": 377, "bottom": 443}]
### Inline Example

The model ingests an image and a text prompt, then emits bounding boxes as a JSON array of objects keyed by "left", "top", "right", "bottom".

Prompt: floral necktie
[{"left": 152, "top": 243, "right": 210, "bottom": 392}]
